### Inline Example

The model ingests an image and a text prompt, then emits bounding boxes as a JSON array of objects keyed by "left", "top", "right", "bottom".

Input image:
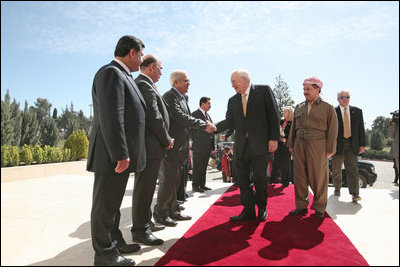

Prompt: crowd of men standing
[{"left": 86, "top": 35, "right": 371, "bottom": 266}]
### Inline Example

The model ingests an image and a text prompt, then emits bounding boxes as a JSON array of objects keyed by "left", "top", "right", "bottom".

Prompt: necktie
[
  {"left": 242, "top": 94, "right": 247, "bottom": 117},
  {"left": 343, "top": 107, "right": 351, "bottom": 138}
]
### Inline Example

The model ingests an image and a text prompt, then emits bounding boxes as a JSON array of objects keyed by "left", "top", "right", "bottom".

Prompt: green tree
[
  {"left": 1, "top": 90, "right": 13, "bottom": 146},
  {"left": 52, "top": 108, "right": 58, "bottom": 120},
  {"left": 10, "top": 99, "right": 22, "bottom": 146},
  {"left": 20, "top": 101, "right": 41, "bottom": 146},
  {"left": 34, "top": 98, "right": 52, "bottom": 124},
  {"left": 370, "top": 129, "right": 385, "bottom": 151},
  {"left": 40, "top": 117, "right": 59, "bottom": 147},
  {"left": 272, "top": 74, "right": 295, "bottom": 115},
  {"left": 371, "top": 116, "right": 390, "bottom": 138}
]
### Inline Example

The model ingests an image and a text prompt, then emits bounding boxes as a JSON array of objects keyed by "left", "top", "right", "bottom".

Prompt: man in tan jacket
[{"left": 287, "top": 77, "right": 338, "bottom": 219}]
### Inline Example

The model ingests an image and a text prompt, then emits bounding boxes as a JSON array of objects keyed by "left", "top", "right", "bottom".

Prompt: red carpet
[{"left": 156, "top": 184, "right": 368, "bottom": 266}]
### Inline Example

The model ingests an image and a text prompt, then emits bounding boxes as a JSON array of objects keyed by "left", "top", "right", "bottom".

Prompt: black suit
[
  {"left": 154, "top": 88, "right": 207, "bottom": 220},
  {"left": 216, "top": 84, "right": 280, "bottom": 215},
  {"left": 190, "top": 109, "right": 215, "bottom": 189},
  {"left": 131, "top": 74, "right": 172, "bottom": 235},
  {"left": 332, "top": 105, "right": 366, "bottom": 195},
  {"left": 87, "top": 60, "right": 146, "bottom": 255},
  {"left": 335, "top": 106, "right": 366, "bottom": 155}
]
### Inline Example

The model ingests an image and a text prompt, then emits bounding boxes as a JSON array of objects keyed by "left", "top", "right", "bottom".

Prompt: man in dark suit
[
  {"left": 332, "top": 90, "right": 366, "bottom": 202},
  {"left": 216, "top": 69, "right": 280, "bottom": 222},
  {"left": 87, "top": 35, "right": 146, "bottom": 266},
  {"left": 130, "top": 54, "right": 174, "bottom": 246},
  {"left": 190, "top": 97, "right": 215, "bottom": 192},
  {"left": 153, "top": 70, "right": 216, "bottom": 226}
]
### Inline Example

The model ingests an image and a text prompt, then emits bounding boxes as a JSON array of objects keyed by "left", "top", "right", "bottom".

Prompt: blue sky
[{"left": 1, "top": 1, "right": 399, "bottom": 129}]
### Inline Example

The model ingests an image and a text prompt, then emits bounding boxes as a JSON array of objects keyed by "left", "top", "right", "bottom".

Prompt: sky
[{"left": 1, "top": 1, "right": 399, "bottom": 130}]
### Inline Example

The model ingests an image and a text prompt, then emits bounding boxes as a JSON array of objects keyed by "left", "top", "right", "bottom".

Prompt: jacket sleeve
[
  {"left": 164, "top": 92, "right": 207, "bottom": 130},
  {"left": 95, "top": 66, "right": 129, "bottom": 162},
  {"left": 138, "top": 81, "right": 172, "bottom": 147}
]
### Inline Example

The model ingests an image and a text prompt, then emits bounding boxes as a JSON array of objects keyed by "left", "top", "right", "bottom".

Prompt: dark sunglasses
[{"left": 339, "top": 96, "right": 350, "bottom": 99}]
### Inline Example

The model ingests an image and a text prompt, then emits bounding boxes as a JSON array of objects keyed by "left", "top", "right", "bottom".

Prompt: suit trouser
[
  {"left": 153, "top": 157, "right": 182, "bottom": 219},
  {"left": 235, "top": 141, "right": 268, "bottom": 214},
  {"left": 293, "top": 138, "right": 329, "bottom": 213},
  {"left": 332, "top": 138, "right": 359, "bottom": 195},
  {"left": 91, "top": 171, "right": 129, "bottom": 255},
  {"left": 131, "top": 159, "right": 161, "bottom": 234},
  {"left": 192, "top": 151, "right": 210, "bottom": 189}
]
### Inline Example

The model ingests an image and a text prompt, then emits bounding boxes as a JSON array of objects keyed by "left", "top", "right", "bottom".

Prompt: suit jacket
[
  {"left": 87, "top": 60, "right": 147, "bottom": 174},
  {"left": 190, "top": 109, "right": 215, "bottom": 153},
  {"left": 216, "top": 84, "right": 280, "bottom": 158},
  {"left": 335, "top": 105, "right": 366, "bottom": 155},
  {"left": 163, "top": 88, "right": 208, "bottom": 162},
  {"left": 135, "top": 74, "right": 172, "bottom": 160}
]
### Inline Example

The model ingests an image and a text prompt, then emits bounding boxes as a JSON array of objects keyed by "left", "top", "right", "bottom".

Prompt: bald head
[{"left": 140, "top": 54, "right": 162, "bottom": 83}]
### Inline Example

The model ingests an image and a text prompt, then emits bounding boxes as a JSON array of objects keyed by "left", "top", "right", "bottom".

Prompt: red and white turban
[{"left": 303, "top": 77, "right": 323, "bottom": 89}]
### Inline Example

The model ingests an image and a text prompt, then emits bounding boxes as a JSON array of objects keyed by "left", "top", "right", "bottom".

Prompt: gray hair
[
  {"left": 337, "top": 90, "right": 350, "bottom": 98},
  {"left": 170, "top": 70, "right": 188, "bottom": 87},
  {"left": 233, "top": 69, "right": 251, "bottom": 82}
]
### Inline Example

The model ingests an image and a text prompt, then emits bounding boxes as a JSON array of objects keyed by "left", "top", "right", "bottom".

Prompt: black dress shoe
[
  {"left": 155, "top": 216, "right": 177, "bottom": 227},
  {"left": 171, "top": 213, "right": 192, "bottom": 221},
  {"left": 94, "top": 251, "right": 136, "bottom": 266},
  {"left": 116, "top": 243, "right": 141, "bottom": 254},
  {"left": 289, "top": 208, "right": 308, "bottom": 216},
  {"left": 193, "top": 187, "right": 204, "bottom": 193},
  {"left": 258, "top": 209, "right": 268, "bottom": 221},
  {"left": 150, "top": 221, "right": 165, "bottom": 232},
  {"left": 315, "top": 211, "right": 325, "bottom": 219},
  {"left": 201, "top": 186, "right": 212, "bottom": 191},
  {"left": 178, "top": 205, "right": 185, "bottom": 211},
  {"left": 132, "top": 232, "right": 164, "bottom": 246},
  {"left": 230, "top": 212, "right": 256, "bottom": 222}
]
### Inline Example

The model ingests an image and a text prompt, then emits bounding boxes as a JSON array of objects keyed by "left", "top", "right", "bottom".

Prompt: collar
[
  {"left": 340, "top": 104, "right": 350, "bottom": 111},
  {"left": 199, "top": 107, "right": 207, "bottom": 116},
  {"left": 139, "top": 72, "right": 154, "bottom": 84},
  {"left": 113, "top": 58, "right": 130, "bottom": 75},
  {"left": 172, "top": 87, "right": 185, "bottom": 100}
]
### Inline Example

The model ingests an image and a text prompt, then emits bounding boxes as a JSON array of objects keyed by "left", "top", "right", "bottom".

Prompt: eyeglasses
[{"left": 339, "top": 96, "right": 350, "bottom": 99}]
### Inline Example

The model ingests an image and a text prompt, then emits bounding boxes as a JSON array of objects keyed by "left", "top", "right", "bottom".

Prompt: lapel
[
  {"left": 246, "top": 84, "right": 256, "bottom": 117},
  {"left": 172, "top": 88, "right": 189, "bottom": 114}
]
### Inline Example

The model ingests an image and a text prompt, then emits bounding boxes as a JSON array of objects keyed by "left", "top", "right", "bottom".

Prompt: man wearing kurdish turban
[{"left": 287, "top": 77, "right": 338, "bottom": 219}]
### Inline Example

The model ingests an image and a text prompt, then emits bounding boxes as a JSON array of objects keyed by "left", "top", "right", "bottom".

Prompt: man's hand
[
  {"left": 326, "top": 153, "right": 334, "bottom": 159},
  {"left": 166, "top": 138, "right": 175, "bottom": 150},
  {"left": 289, "top": 148, "right": 294, "bottom": 155},
  {"left": 268, "top": 140, "right": 278, "bottom": 153},
  {"left": 358, "top": 146, "right": 366, "bottom": 154},
  {"left": 205, "top": 121, "right": 217, "bottom": 133},
  {"left": 115, "top": 158, "right": 130, "bottom": 173}
]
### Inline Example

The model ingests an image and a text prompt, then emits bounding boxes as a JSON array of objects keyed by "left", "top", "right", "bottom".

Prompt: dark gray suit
[
  {"left": 87, "top": 60, "right": 146, "bottom": 254},
  {"left": 153, "top": 88, "right": 207, "bottom": 220},
  {"left": 131, "top": 74, "right": 172, "bottom": 234},
  {"left": 190, "top": 109, "right": 215, "bottom": 189},
  {"left": 216, "top": 84, "right": 280, "bottom": 215}
]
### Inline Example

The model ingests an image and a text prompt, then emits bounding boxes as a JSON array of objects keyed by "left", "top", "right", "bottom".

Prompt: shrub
[
  {"left": 362, "top": 148, "right": 391, "bottom": 160},
  {"left": 20, "top": 144, "right": 33, "bottom": 165},
  {"left": 9, "top": 146, "right": 20, "bottom": 166},
  {"left": 1, "top": 145, "right": 10, "bottom": 167},
  {"left": 62, "top": 148, "right": 71, "bottom": 162},
  {"left": 50, "top": 147, "right": 62, "bottom": 163},
  {"left": 63, "top": 130, "right": 89, "bottom": 161},
  {"left": 32, "top": 145, "right": 44, "bottom": 164},
  {"left": 43, "top": 145, "right": 52, "bottom": 163}
]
